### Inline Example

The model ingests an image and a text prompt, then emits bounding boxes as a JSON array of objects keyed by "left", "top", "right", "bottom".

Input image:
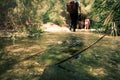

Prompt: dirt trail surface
[
  {"left": 42, "top": 23, "right": 71, "bottom": 32},
  {"left": 42, "top": 22, "right": 96, "bottom": 33}
]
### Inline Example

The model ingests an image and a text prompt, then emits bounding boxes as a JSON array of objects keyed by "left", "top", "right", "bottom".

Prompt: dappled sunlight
[
  {"left": 0, "top": 31, "right": 120, "bottom": 80},
  {"left": 7, "top": 48, "right": 26, "bottom": 54},
  {"left": 14, "top": 60, "right": 44, "bottom": 73},
  {"left": 5, "top": 44, "right": 44, "bottom": 58},
  {"left": 88, "top": 66, "right": 107, "bottom": 77},
  {"left": 3, "top": 60, "right": 45, "bottom": 80},
  {"left": 0, "top": 0, "right": 120, "bottom": 79}
]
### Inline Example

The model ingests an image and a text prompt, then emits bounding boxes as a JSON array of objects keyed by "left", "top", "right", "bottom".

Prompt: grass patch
[{"left": 0, "top": 32, "right": 120, "bottom": 80}]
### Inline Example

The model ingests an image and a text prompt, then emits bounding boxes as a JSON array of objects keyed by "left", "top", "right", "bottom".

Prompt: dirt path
[
  {"left": 41, "top": 22, "right": 96, "bottom": 33},
  {"left": 41, "top": 23, "right": 70, "bottom": 32}
]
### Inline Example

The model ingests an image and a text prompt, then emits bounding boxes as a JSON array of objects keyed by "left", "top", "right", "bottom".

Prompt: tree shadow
[
  {"left": 0, "top": 32, "right": 119, "bottom": 80},
  {"left": 39, "top": 33, "right": 120, "bottom": 80},
  {"left": 38, "top": 34, "right": 85, "bottom": 65},
  {"left": 40, "top": 62, "right": 98, "bottom": 80},
  {"left": 0, "top": 37, "right": 43, "bottom": 79},
  {"left": 0, "top": 50, "right": 43, "bottom": 79},
  {"left": 0, "top": 0, "right": 17, "bottom": 29},
  {"left": 39, "top": 34, "right": 98, "bottom": 80}
]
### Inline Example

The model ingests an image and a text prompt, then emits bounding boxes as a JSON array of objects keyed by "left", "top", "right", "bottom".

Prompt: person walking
[{"left": 67, "top": 0, "right": 81, "bottom": 32}]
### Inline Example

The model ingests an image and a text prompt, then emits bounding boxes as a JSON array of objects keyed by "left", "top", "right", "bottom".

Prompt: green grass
[{"left": 0, "top": 32, "right": 120, "bottom": 80}]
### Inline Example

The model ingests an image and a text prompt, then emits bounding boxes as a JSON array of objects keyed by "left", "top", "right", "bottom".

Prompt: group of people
[{"left": 67, "top": 0, "right": 91, "bottom": 32}]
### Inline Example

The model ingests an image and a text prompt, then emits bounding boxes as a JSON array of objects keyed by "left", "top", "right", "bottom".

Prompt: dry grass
[{"left": 0, "top": 31, "right": 120, "bottom": 80}]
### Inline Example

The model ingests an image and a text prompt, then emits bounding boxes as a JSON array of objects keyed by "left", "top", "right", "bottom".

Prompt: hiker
[{"left": 67, "top": 0, "right": 81, "bottom": 32}]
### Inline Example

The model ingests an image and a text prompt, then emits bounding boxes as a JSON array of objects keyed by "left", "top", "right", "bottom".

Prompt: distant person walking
[{"left": 67, "top": 0, "right": 81, "bottom": 32}]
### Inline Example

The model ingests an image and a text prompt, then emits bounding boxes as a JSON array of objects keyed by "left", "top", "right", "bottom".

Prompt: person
[{"left": 67, "top": 0, "right": 81, "bottom": 32}]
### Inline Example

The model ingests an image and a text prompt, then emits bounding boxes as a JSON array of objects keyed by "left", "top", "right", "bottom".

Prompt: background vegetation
[
  {"left": 0, "top": 0, "right": 120, "bottom": 35},
  {"left": 0, "top": 0, "right": 67, "bottom": 30}
]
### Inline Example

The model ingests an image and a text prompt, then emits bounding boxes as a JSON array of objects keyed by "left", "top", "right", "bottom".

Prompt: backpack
[{"left": 67, "top": 1, "right": 76, "bottom": 13}]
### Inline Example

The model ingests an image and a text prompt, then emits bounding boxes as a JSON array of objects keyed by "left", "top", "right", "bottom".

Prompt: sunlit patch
[
  {"left": 42, "top": 22, "right": 70, "bottom": 32},
  {"left": 5, "top": 44, "right": 44, "bottom": 56},
  {"left": 18, "top": 60, "right": 37, "bottom": 67},
  {"left": 39, "top": 59, "right": 52, "bottom": 66},
  {"left": 88, "top": 66, "right": 107, "bottom": 76},
  {"left": 8, "top": 48, "right": 26, "bottom": 53},
  {"left": 13, "top": 60, "right": 45, "bottom": 75}
]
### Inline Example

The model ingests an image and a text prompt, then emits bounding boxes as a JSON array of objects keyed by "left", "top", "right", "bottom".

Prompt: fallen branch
[{"left": 55, "top": 34, "right": 106, "bottom": 65}]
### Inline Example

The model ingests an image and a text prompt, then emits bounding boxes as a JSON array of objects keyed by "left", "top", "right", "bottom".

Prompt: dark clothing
[
  {"left": 70, "top": 12, "right": 78, "bottom": 31},
  {"left": 74, "top": 2, "right": 79, "bottom": 13},
  {"left": 69, "top": 1, "right": 79, "bottom": 32}
]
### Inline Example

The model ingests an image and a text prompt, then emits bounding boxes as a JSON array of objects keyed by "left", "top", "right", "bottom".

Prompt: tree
[{"left": 92, "top": 0, "right": 120, "bottom": 35}]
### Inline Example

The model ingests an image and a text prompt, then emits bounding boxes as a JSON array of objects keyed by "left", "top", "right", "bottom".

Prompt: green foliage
[
  {"left": 27, "top": 25, "right": 43, "bottom": 39},
  {"left": 0, "top": 0, "right": 68, "bottom": 33},
  {"left": 92, "top": 0, "right": 120, "bottom": 28},
  {"left": 0, "top": 0, "right": 120, "bottom": 35}
]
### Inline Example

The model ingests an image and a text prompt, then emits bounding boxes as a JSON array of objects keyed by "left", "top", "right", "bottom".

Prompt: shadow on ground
[
  {"left": 0, "top": 32, "right": 120, "bottom": 80},
  {"left": 39, "top": 34, "right": 97, "bottom": 80}
]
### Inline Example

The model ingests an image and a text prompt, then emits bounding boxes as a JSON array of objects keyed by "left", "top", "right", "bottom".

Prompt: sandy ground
[
  {"left": 41, "top": 23, "right": 71, "bottom": 32},
  {"left": 41, "top": 22, "right": 96, "bottom": 33}
]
